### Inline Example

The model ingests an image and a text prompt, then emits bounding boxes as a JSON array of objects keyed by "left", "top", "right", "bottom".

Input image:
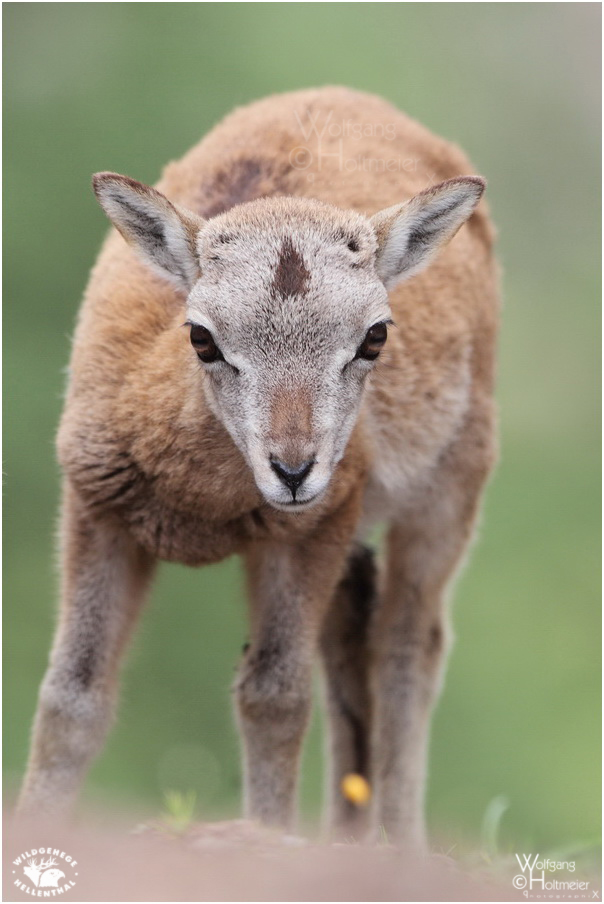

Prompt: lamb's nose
[{"left": 270, "top": 458, "right": 314, "bottom": 499}]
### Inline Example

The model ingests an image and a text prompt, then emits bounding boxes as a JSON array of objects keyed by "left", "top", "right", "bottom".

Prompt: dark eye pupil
[
  {"left": 356, "top": 323, "right": 388, "bottom": 361},
  {"left": 190, "top": 325, "right": 223, "bottom": 363}
]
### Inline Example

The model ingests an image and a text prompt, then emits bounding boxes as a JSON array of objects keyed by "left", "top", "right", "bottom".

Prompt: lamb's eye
[
  {"left": 189, "top": 324, "right": 224, "bottom": 363},
  {"left": 355, "top": 322, "right": 388, "bottom": 361}
]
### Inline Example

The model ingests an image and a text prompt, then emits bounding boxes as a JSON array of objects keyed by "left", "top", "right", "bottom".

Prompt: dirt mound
[{"left": 4, "top": 816, "right": 513, "bottom": 902}]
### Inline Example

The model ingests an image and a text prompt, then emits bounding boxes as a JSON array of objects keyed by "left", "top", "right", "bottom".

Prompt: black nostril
[{"left": 270, "top": 458, "right": 314, "bottom": 499}]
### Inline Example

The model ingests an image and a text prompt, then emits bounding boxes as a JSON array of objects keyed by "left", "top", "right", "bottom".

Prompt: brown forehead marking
[{"left": 271, "top": 237, "right": 310, "bottom": 299}]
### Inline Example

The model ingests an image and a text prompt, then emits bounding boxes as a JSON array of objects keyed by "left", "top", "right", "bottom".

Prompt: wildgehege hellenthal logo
[{"left": 12, "top": 847, "right": 78, "bottom": 896}]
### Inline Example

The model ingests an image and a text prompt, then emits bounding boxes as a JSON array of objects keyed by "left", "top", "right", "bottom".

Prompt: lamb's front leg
[
  {"left": 371, "top": 414, "right": 494, "bottom": 848},
  {"left": 235, "top": 514, "right": 356, "bottom": 831},
  {"left": 17, "top": 485, "right": 155, "bottom": 818}
]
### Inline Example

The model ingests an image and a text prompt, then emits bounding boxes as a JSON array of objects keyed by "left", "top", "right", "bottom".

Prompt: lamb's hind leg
[
  {"left": 17, "top": 485, "right": 155, "bottom": 818},
  {"left": 320, "top": 543, "right": 376, "bottom": 840}
]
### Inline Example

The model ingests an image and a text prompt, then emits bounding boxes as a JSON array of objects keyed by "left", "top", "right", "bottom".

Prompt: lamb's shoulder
[{"left": 58, "top": 377, "right": 252, "bottom": 565}]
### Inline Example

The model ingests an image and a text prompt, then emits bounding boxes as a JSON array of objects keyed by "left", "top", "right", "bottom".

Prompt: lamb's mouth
[
  {"left": 284, "top": 495, "right": 318, "bottom": 507},
  {"left": 267, "top": 493, "right": 322, "bottom": 512}
]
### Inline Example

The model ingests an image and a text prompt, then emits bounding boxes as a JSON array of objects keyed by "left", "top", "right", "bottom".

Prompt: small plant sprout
[{"left": 161, "top": 789, "right": 198, "bottom": 835}]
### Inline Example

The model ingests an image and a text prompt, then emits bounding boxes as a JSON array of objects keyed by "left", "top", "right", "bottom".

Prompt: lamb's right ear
[{"left": 92, "top": 172, "right": 205, "bottom": 291}]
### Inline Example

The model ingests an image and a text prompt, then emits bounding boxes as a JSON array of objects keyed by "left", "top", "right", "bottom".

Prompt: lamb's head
[{"left": 93, "top": 173, "right": 484, "bottom": 510}]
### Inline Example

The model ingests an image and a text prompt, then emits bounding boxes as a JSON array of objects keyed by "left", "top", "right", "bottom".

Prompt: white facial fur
[
  {"left": 186, "top": 200, "right": 390, "bottom": 509},
  {"left": 93, "top": 175, "right": 484, "bottom": 510}
]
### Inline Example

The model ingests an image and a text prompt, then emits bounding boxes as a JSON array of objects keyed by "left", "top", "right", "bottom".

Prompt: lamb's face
[
  {"left": 185, "top": 199, "right": 391, "bottom": 510},
  {"left": 93, "top": 172, "right": 485, "bottom": 509}
]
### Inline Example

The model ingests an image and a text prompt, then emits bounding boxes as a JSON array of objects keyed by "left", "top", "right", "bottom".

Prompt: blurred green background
[{"left": 4, "top": 3, "right": 600, "bottom": 852}]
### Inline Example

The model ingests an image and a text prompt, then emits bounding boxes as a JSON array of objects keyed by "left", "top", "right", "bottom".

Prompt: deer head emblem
[{"left": 23, "top": 857, "right": 65, "bottom": 888}]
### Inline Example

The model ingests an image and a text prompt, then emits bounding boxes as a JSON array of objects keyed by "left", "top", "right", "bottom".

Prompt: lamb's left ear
[
  {"left": 92, "top": 172, "right": 205, "bottom": 291},
  {"left": 371, "top": 176, "right": 486, "bottom": 289}
]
